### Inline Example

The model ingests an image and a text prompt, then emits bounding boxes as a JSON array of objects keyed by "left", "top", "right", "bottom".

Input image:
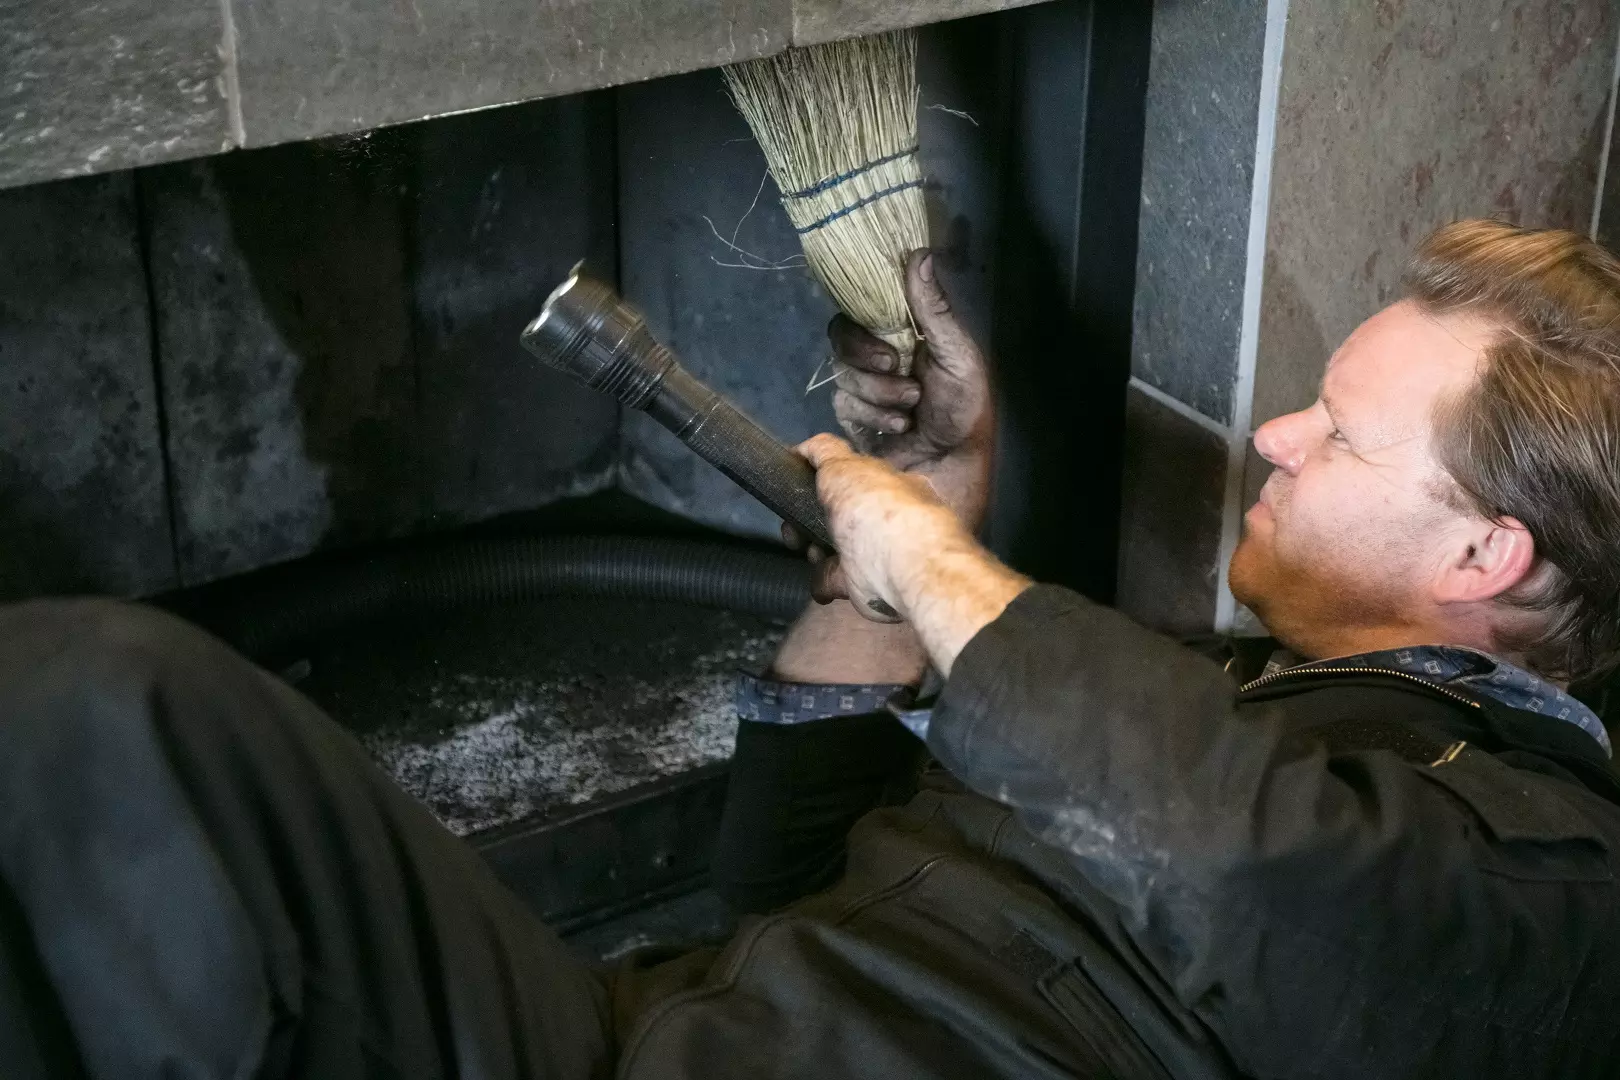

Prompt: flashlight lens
[{"left": 525, "top": 261, "right": 585, "bottom": 338}]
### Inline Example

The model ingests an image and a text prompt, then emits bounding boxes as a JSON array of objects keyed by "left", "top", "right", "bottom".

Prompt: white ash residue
[{"left": 363, "top": 629, "right": 780, "bottom": 836}]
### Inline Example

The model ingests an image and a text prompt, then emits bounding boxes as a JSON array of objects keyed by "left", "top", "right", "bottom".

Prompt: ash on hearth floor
[{"left": 293, "top": 596, "right": 783, "bottom": 836}]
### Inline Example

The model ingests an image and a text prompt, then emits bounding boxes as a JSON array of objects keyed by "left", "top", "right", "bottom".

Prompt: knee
[
  {"left": 0, "top": 598, "right": 230, "bottom": 742},
  {"left": 2, "top": 595, "right": 207, "bottom": 668}
]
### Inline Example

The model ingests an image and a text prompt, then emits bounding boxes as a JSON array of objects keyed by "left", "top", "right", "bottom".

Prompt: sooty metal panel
[
  {"left": 0, "top": 172, "right": 177, "bottom": 599},
  {"left": 409, "top": 95, "right": 622, "bottom": 526},
  {"left": 143, "top": 142, "right": 419, "bottom": 582}
]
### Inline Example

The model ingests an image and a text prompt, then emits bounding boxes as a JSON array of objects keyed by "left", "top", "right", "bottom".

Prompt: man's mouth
[{"left": 1250, "top": 476, "right": 1284, "bottom": 523}]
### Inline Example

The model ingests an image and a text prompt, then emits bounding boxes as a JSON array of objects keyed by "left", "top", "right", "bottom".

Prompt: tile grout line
[
  {"left": 219, "top": 0, "right": 247, "bottom": 147},
  {"left": 1214, "top": 0, "right": 1290, "bottom": 635},
  {"left": 1588, "top": 15, "right": 1620, "bottom": 240},
  {"left": 1126, "top": 376, "right": 1232, "bottom": 441}
]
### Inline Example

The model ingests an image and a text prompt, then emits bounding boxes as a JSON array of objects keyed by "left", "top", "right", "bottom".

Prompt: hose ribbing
[{"left": 156, "top": 535, "right": 811, "bottom": 661}]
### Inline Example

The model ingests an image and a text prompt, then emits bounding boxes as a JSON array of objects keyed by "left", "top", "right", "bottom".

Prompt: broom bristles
[{"left": 724, "top": 32, "right": 928, "bottom": 373}]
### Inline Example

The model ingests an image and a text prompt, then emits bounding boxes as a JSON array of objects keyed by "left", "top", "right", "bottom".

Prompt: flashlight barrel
[
  {"left": 649, "top": 365, "right": 833, "bottom": 550},
  {"left": 520, "top": 270, "right": 832, "bottom": 550}
]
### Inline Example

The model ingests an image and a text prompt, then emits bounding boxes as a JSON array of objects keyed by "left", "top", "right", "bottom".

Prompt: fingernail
[
  {"left": 888, "top": 416, "right": 908, "bottom": 432},
  {"left": 901, "top": 386, "right": 921, "bottom": 405},
  {"left": 919, "top": 253, "right": 935, "bottom": 283}
]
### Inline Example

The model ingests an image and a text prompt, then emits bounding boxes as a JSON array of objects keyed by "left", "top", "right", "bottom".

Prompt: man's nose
[{"left": 1252, "top": 411, "right": 1309, "bottom": 475}]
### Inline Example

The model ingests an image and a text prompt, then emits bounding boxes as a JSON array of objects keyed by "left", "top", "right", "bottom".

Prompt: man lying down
[{"left": 3, "top": 219, "right": 1618, "bottom": 1079}]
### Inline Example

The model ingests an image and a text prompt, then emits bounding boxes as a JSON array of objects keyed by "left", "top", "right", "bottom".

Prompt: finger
[
  {"left": 833, "top": 388, "right": 910, "bottom": 435},
  {"left": 839, "top": 417, "right": 888, "bottom": 456},
  {"left": 903, "top": 250, "right": 981, "bottom": 381},
  {"left": 828, "top": 314, "right": 901, "bottom": 374},
  {"left": 834, "top": 365, "right": 921, "bottom": 409},
  {"left": 797, "top": 432, "right": 857, "bottom": 468},
  {"left": 781, "top": 520, "right": 807, "bottom": 550},
  {"left": 810, "top": 556, "right": 849, "bottom": 604}
]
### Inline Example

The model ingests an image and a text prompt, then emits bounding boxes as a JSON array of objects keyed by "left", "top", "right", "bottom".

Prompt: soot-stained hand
[{"left": 827, "top": 249, "right": 994, "bottom": 533}]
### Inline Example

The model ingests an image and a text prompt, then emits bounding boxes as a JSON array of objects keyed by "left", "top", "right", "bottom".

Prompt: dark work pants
[
  {"left": 0, "top": 599, "right": 924, "bottom": 1079},
  {"left": 0, "top": 597, "right": 615, "bottom": 1079}
]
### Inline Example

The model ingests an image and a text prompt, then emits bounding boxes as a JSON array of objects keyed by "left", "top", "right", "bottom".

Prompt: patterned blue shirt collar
[
  {"left": 742, "top": 647, "right": 1613, "bottom": 758},
  {"left": 1277, "top": 645, "right": 1611, "bottom": 757}
]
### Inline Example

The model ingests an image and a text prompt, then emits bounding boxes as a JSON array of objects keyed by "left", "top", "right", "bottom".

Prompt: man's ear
[{"left": 1433, "top": 515, "right": 1536, "bottom": 605}]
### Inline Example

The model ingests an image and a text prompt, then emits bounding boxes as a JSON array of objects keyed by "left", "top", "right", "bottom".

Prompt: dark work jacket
[{"left": 620, "top": 586, "right": 1620, "bottom": 1079}]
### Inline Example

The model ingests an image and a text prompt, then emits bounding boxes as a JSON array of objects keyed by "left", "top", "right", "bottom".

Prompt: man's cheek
[{"left": 1267, "top": 497, "right": 1317, "bottom": 562}]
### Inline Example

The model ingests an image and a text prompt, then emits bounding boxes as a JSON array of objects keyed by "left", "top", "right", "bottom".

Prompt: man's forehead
[{"left": 1322, "top": 301, "right": 1491, "bottom": 418}]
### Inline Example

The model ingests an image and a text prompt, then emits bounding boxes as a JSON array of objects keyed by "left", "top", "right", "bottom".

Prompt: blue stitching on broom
[
  {"left": 783, "top": 145, "right": 919, "bottom": 200},
  {"left": 795, "top": 179, "right": 925, "bottom": 235}
]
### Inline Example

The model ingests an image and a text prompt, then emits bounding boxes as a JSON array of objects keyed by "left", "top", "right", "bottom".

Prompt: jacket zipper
[{"left": 1239, "top": 665, "right": 1482, "bottom": 709}]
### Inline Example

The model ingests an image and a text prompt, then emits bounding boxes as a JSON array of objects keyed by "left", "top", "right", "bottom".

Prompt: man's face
[{"left": 1228, "top": 300, "right": 1496, "bottom": 657}]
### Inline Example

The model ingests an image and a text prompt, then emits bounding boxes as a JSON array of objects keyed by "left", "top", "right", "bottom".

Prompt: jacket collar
[
  {"left": 1238, "top": 652, "right": 1620, "bottom": 804},
  {"left": 1260, "top": 645, "right": 1611, "bottom": 758}
]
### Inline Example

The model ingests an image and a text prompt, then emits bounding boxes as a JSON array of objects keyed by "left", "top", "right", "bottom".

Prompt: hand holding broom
[
  {"left": 826, "top": 250, "right": 994, "bottom": 531},
  {"left": 724, "top": 30, "right": 991, "bottom": 599},
  {"left": 724, "top": 30, "right": 929, "bottom": 451},
  {"left": 786, "top": 250, "right": 996, "bottom": 610}
]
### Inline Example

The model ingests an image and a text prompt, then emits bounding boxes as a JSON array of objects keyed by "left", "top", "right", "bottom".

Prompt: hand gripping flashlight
[{"left": 520, "top": 265, "right": 834, "bottom": 551}]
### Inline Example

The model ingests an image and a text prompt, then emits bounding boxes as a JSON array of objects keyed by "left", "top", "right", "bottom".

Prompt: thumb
[
  {"left": 903, "top": 250, "right": 977, "bottom": 379},
  {"left": 797, "top": 432, "right": 856, "bottom": 470}
]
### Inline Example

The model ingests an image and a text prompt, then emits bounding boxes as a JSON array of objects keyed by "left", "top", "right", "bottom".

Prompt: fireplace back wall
[{"left": 0, "top": 2, "right": 1150, "bottom": 604}]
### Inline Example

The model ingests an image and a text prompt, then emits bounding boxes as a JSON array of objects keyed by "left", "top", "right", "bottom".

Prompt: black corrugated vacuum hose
[{"left": 156, "top": 535, "right": 812, "bottom": 663}]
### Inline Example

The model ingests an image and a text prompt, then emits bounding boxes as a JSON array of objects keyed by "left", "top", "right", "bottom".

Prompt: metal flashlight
[{"left": 520, "top": 265, "right": 834, "bottom": 551}]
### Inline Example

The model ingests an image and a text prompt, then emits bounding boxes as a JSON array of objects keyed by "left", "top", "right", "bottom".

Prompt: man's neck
[{"left": 1284, "top": 623, "right": 1506, "bottom": 668}]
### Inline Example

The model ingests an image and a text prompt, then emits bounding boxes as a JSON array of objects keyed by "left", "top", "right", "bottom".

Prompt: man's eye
[{"left": 1326, "top": 429, "right": 1347, "bottom": 444}]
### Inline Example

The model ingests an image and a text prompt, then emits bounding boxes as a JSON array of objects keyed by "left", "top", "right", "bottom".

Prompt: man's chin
[{"left": 1226, "top": 536, "right": 1270, "bottom": 619}]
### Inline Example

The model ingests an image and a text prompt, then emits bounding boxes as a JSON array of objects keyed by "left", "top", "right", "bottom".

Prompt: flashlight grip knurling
[{"left": 674, "top": 396, "right": 834, "bottom": 551}]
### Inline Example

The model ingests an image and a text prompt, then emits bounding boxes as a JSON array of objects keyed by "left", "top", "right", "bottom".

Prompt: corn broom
[{"left": 723, "top": 31, "right": 929, "bottom": 376}]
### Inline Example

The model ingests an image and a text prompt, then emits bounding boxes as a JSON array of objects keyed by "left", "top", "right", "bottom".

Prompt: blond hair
[{"left": 1407, "top": 219, "right": 1620, "bottom": 682}]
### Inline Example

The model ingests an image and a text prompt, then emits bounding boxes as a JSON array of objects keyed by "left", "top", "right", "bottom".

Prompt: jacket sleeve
[{"left": 926, "top": 584, "right": 1611, "bottom": 1076}]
